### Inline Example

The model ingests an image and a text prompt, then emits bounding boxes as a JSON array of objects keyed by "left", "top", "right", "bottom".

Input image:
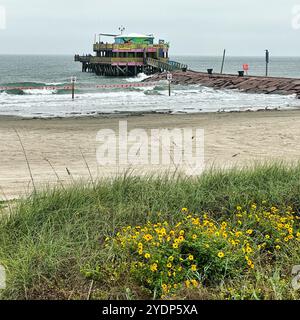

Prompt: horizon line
[{"left": 0, "top": 53, "right": 300, "bottom": 58}]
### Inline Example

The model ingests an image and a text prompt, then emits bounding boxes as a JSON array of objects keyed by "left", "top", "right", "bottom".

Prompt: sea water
[{"left": 0, "top": 55, "right": 299, "bottom": 118}]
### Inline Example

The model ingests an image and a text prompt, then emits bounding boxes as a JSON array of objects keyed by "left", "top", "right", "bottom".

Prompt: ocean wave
[
  {"left": 23, "top": 89, "right": 58, "bottom": 95},
  {"left": 143, "top": 90, "right": 163, "bottom": 96},
  {"left": 0, "top": 84, "right": 299, "bottom": 118},
  {"left": 45, "top": 82, "right": 65, "bottom": 86},
  {"left": 4, "top": 89, "right": 26, "bottom": 95},
  {"left": 1, "top": 81, "right": 47, "bottom": 87},
  {"left": 125, "top": 73, "right": 151, "bottom": 83}
]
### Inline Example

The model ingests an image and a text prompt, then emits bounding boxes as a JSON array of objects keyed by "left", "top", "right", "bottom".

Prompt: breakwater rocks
[{"left": 144, "top": 71, "right": 300, "bottom": 98}]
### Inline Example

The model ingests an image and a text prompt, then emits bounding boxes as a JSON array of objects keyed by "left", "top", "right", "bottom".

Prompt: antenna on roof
[{"left": 118, "top": 26, "right": 125, "bottom": 35}]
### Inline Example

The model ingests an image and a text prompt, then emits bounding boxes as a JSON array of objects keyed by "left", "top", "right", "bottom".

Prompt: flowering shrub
[{"left": 95, "top": 204, "right": 300, "bottom": 298}]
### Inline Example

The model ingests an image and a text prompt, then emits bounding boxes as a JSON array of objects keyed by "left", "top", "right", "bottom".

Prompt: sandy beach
[{"left": 1, "top": 110, "right": 300, "bottom": 200}]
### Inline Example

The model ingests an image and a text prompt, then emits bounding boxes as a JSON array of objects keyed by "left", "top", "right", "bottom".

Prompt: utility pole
[
  {"left": 220, "top": 49, "right": 226, "bottom": 74},
  {"left": 265, "top": 50, "right": 270, "bottom": 77}
]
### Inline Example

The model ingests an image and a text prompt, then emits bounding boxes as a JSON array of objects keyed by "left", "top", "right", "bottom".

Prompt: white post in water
[
  {"left": 71, "top": 76, "right": 77, "bottom": 100},
  {"left": 0, "top": 265, "right": 6, "bottom": 290},
  {"left": 167, "top": 72, "right": 172, "bottom": 96}
]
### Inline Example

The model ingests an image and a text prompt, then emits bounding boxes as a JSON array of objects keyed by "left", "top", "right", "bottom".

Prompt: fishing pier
[{"left": 75, "top": 33, "right": 188, "bottom": 77}]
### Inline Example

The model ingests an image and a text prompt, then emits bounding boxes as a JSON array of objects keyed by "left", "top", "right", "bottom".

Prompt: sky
[{"left": 0, "top": 0, "right": 300, "bottom": 56}]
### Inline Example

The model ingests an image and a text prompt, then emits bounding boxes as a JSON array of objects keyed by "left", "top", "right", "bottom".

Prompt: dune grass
[{"left": 0, "top": 162, "right": 300, "bottom": 300}]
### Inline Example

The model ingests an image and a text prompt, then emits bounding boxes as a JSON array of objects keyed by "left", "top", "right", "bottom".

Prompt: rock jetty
[{"left": 144, "top": 71, "right": 300, "bottom": 98}]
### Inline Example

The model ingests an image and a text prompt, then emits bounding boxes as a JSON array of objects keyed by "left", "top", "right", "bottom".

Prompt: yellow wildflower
[
  {"left": 150, "top": 263, "right": 158, "bottom": 272},
  {"left": 143, "top": 234, "right": 153, "bottom": 242},
  {"left": 162, "top": 284, "right": 168, "bottom": 292},
  {"left": 191, "top": 264, "right": 197, "bottom": 271},
  {"left": 246, "top": 246, "right": 253, "bottom": 254},
  {"left": 191, "top": 279, "right": 199, "bottom": 287},
  {"left": 218, "top": 251, "right": 225, "bottom": 258}
]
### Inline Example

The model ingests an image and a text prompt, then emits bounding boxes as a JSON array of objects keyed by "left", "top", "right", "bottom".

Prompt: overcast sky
[{"left": 0, "top": 0, "right": 299, "bottom": 56}]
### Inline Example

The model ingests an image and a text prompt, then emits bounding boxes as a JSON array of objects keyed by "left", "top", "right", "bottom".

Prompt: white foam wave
[
  {"left": 125, "top": 73, "right": 151, "bottom": 83},
  {"left": 0, "top": 84, "right": 299, "bottom": 118},
  {"left": 23, "top": 89, "right": 57, "bottom": 95},
  {"left": 45, "top": 82, "right": 64, "bottom": 86}
]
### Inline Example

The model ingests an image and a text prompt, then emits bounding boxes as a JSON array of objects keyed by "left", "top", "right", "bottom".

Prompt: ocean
[{"left": 0, "top": 55, "right": 299, "bottom": 118}]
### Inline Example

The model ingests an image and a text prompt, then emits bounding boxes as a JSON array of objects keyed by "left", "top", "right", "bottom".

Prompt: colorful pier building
[{"left": 75, "top": 33, "right": 188, "bottom": 77}]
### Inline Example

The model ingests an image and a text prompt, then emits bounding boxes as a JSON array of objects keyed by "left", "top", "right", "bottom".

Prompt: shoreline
[
  {"left": 0, "top": 105, "right": 299, "bottom": 121},
  {"left": 1, "top": 109, "right": 300, "bottom": 200}
]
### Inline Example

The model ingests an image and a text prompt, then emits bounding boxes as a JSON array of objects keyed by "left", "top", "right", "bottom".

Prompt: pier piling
[{"left": 220, "top": 49, "right": 226, "bottom": 74}]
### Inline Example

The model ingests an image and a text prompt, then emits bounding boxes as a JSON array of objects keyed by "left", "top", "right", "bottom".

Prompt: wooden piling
[{"left": 220, "top": 49, "right": 226, "bottom": 74}]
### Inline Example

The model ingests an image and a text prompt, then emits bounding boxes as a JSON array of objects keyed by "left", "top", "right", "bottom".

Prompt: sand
[{"left": 1, "top": 110, "right": 300, "bottom": 200}]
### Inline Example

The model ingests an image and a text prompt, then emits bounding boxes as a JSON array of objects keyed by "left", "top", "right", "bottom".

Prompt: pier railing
[
  {"left": 146, "top": 58, "right": 188, "bottom": 72},
  {"left": 91, "top": 57, "right": 145, "bottom": 64},
  {"left": 74, "top": 56, "right": 145, "bottom": 64},
  {"left": 93, "top": 43, "right": 169, "bottom": 52},
  {"left": 74, "top": 54, "right": 92, "bottom": 62}
]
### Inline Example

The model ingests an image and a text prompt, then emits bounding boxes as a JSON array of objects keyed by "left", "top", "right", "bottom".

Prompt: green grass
[{"left": 1, "top": 162, "right": 300, "bottom": 300}]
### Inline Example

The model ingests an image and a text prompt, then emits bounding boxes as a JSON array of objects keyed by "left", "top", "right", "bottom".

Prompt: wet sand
[{"left": 1, "top": 110, "right": 300, "bottom": 200}]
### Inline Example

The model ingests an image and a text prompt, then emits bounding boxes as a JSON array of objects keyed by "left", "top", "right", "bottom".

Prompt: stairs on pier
[{"left": 146, "top": 58, "right": 188, "bottom": 72}]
